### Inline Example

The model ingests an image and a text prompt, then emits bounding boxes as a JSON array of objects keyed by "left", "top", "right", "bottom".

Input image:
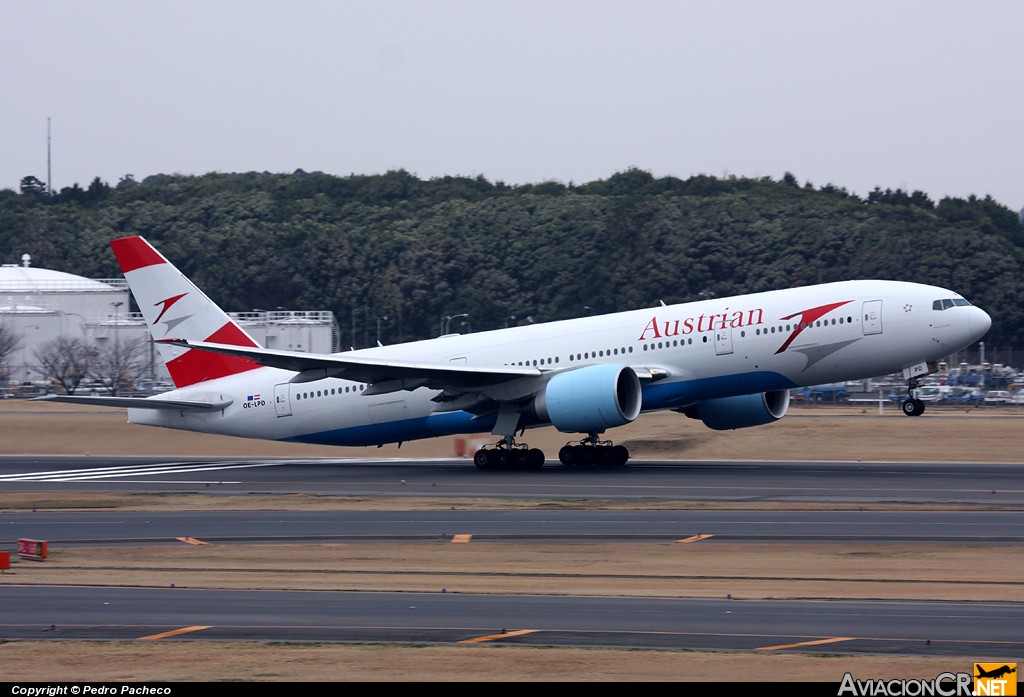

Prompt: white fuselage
[{"left": 129, "top": 280, "right": 990, "bottom": 446}]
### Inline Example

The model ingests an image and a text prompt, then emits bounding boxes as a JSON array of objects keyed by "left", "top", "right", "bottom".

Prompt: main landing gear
[
  {"left": 473, "top": 436, "right": 545, "bottom": 470},
  {"left": 901, "top": 377, "right": 926, "bottom": 417},
  {"left": 558, "top": 433, "right": 630, "bottom": 467}
]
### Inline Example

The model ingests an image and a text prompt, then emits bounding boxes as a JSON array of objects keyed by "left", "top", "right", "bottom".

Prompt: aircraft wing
[
  {"left": 35, "top": 395, "right": 234, "bottom": 411},
  {"left": 159, "top": 339, "right": 542, "bottom": 392}
]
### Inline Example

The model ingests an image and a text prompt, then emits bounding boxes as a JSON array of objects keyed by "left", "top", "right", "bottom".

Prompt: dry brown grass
[{"left": 4, "top": 399, "right": 1023, "bottom": 462}]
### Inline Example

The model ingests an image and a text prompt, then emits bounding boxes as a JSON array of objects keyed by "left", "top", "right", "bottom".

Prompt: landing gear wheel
[
  {"left": 526, "top": 448, "right": 545, "bottom": 470},
  {"left": 558, "top": 445, "right": 575, "bottom": 466},
  {"left": 473, "top": 450, "right": 493, "bottom": 470},
  {"left": 558, "top": 438, "right": 632, "bottom": 467},
  {"left": 475, "top": 438, "right": 547, "bottom": 471},
  {"left": 574, "top": 445, "right": 594, "bottom": 467},
  {"left": 901, "top": 398, "right": 925, "bottom": 417}
]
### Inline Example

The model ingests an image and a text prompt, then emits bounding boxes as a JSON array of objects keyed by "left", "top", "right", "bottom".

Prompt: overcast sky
[{"left": 3, "top": 1, "right": 1022, "bottom": 209}]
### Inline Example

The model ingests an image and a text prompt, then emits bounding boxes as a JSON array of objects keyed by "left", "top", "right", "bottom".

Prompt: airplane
[
  {"left": 975, "top": 665, "right": 1016, "bottom": 680},
  {"left": 40, "top": 235, "right": 992, "bottom": 470}
]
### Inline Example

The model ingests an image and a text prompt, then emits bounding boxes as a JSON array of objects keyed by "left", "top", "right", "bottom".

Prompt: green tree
[{"left": 19, "top": 175, "right": 48, "bottom": 197}]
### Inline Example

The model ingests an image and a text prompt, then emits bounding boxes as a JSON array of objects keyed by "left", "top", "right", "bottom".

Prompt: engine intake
[
  {"left": 683, "top": 389, "right": 790, "bottom": 430},
  {"left": 534, "top": 364, "right": 642, "bottom": 433}
]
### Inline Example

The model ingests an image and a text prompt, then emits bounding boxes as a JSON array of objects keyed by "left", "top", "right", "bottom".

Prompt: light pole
[
  {"left": 111, "top": 301, "right": 123, "bottom": 345},
  {"left": 443, "top": 313, "right": 468, "bottom": 335},
  {"left": 376, "top": 316, "right": 389, "bottom": 345},
  {"left": 111, "top": 301, "right": 123, "bottom": 395}
]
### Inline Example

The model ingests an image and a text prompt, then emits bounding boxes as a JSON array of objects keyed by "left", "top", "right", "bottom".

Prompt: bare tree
[
  {"left": 33, "top": 336, "right": 96, "bottom": 394},
  {"left": 91, "top": 337, "right": 145, "bottom": 395},
  {"left": 0, "top": 322, "right": 21, "bottom": 385}
]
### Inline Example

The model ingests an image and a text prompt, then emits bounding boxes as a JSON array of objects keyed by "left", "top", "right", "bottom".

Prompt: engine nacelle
[
  {"left": 683, "top": 389, "right": 790, "bottom": 431},
  {"left": 533, "top": 364, "right": 642, "bottom": 433}
]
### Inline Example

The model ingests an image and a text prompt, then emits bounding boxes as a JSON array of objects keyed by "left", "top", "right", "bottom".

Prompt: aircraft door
[
  {"left": 714, "top": 327, "right": 734, "bottom": 355},
  {"left": 862, "top": 300, "right": 883, "bottom": 335},
  {"left": 274, "top": 383, "right": 292, "bottom": 417}
]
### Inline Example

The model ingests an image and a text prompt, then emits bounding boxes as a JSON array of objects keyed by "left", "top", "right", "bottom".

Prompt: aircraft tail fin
[{"left": 110, "top": 236, "right": 263, "bottom": 389}]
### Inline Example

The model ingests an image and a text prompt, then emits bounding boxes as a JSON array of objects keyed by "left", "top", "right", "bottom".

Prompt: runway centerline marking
[
  {"left": 138, "top": 625, "right": 212, "bottom": 640},
  {"left": 756, "top": 637, "right": 856, "bottom": 651},
  {"left": 459, "top": 629, "right": 539, "bottom": 643}
]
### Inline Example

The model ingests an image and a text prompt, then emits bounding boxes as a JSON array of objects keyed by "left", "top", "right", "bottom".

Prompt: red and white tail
[{"left": 110, "top": 236, "right": 262, "bottom": 389}]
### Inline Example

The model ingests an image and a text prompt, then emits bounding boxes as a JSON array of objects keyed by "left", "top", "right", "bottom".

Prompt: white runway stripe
[
  {"left": 0, "top": 461, "right": 289, "bottom": 481},
  {"left": 0, "top": 457, "right": 454, "bottom": 482}
]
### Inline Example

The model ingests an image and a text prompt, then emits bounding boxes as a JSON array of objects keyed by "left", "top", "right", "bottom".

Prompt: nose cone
[{"left": 970, "top": 306, "right": 992, "bottom": 340}]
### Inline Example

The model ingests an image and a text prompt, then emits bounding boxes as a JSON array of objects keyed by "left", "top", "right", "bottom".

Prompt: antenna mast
[{"left": 47, "top": 117, "right": 52, "bottom": 195}]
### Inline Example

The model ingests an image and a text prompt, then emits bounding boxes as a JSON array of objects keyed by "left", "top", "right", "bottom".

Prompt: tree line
[{"left": 2, "top": 168, "right": 1022, "bottom": 350}]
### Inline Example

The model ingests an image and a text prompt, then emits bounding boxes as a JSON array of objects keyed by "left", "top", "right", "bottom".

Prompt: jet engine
[
  {"left": 682, "top": 389, "right": 790, "bottom": 430},
  {"left": 533, "top": 364, "right": 642, "bottom": 433}
]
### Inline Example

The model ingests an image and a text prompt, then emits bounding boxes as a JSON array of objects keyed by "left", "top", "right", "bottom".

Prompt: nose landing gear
[{"left": 901, "top": 377, "right": 926, "bottom": 417}]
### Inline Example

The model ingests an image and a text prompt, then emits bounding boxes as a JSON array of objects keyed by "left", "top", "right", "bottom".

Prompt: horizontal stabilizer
[{"left": 35, "top": 395, "right": 233, "bottom": 411}]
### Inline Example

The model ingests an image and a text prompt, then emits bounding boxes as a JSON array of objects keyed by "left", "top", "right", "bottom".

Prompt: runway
[
  {"left": 2, "top": 455, "right": 1024, "bottom": 505},
  {"left": 1, "top": 455, "right": 1022, "bottom": 658},
  {"left": 3, "top": 509, "right": 1024, "bottom": 546}
]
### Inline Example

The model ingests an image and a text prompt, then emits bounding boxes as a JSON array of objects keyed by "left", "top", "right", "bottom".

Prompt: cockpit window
[{"left": 933, "top": 298, "right": 973, "bottom": 310}]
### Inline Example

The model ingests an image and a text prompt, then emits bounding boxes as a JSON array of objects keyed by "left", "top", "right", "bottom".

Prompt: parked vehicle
[
  {"left": 916, "top": 386, "right": 949, "bottom": 403},
  {"left": 945, "top": 387, "right": 982, "bottom": 405},
  {"left": 982, "top": 390, "right": 1014, "bottom": 405}
]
